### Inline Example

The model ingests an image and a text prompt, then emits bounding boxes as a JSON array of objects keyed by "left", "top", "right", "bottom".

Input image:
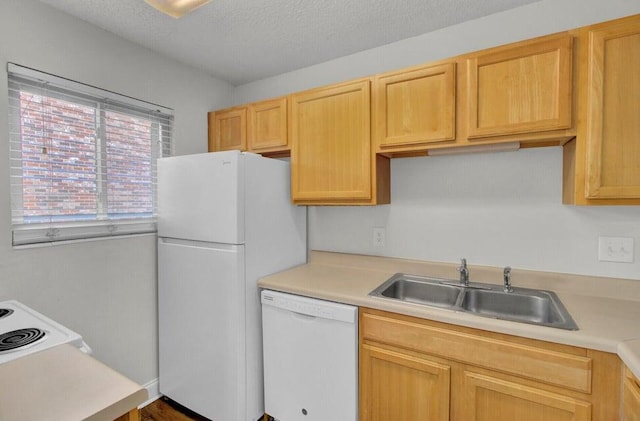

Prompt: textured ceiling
[{"left": 37, "top": 0, "right": 542, "bottom": 85}]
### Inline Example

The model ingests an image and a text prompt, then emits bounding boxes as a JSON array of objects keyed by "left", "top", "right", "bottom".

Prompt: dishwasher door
[{"left": 261, "top": 290, "right": 358, "bottom": 421}]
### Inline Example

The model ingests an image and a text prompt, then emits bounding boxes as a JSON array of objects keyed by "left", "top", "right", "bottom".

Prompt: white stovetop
[{"left": 0, "top": 300, "right": 90, "bottom": 364}]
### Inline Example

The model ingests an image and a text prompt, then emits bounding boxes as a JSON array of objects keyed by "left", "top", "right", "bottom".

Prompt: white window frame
[{"left": 7, "top": 63, "right": 174, "bottom": 246}]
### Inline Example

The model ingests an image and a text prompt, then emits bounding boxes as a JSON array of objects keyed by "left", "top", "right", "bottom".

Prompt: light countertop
[
  {"left": 0, "top": 344, "right": 147, "bottom": 421},
  {"left": 619, "top": 339, "right": 640, "bottom": 379},
  {"left": 259, "top": 251, "right": 640, "bottom": 379}
]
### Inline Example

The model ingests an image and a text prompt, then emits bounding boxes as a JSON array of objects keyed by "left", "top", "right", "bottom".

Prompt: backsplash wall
[{"left": 309, "top": 147, "right": 640, "bottom": 280}]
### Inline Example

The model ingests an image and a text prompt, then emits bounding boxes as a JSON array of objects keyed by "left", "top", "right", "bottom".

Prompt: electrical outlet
[
  {"left": 598, "top": 236, "right": 634, "bottom": 263},
  {"left": 372, "top": 227, "right": 386, "bottom": 247}
]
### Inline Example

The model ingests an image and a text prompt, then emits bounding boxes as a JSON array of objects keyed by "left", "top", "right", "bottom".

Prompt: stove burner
[
  {"left": 0, "top": 328, "right": 46, "bottom": 353},
  {"left": 0, "top": 309, "right": 13, "bottom": 320}
]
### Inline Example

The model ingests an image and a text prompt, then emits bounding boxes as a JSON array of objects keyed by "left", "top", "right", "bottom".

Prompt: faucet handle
[
  {"left": 457, "top": 258, "right": 469, "bottom": 286},
  {"left": 503, "top": 266, "right": 513, "bottom": 292}
]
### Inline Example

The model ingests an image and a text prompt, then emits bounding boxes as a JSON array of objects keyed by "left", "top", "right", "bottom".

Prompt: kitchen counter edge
[
  {"left": 258, "top": 251, "right": 640, "bottom": 380},
  {"left": 0, "top": 344, "right": 147, "bottom": 421}
]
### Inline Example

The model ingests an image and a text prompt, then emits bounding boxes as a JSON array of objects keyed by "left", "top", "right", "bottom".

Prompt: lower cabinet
[
  {"left": 360, "top": 344, "right": 450, "bottom": 421},
  {"left": 460, "top": 371, "right": 591, "bottom": 421},
  {"left": 113, "top": 408, "right": 140, "bottom": 421},
  {"left": 359, "top": 308, "right": 621, "bottom": 421},
  {"left": 624, "top": 367, "right": 640, "bottom": 421}
]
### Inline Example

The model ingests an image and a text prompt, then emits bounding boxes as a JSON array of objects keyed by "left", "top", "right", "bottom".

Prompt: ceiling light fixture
[{"left": 144, "top": 0, "right": 212, "bottom": 18}]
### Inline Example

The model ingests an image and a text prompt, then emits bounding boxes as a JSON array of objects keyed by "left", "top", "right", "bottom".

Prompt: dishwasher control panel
[{"left": 261, "top": 290, "right": 356, "bottom": 323}]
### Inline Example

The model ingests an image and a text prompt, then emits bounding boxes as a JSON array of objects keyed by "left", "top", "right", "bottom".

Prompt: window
[{"left": 7, "top": 63, "right": 173, "bottom": 246}]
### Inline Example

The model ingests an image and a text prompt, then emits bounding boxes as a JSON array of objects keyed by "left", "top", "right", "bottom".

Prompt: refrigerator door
[
  {"left": 158, "top": 238, "right": 246, "bottom": 421},
  {"left": 157, "top": 151, "right": 244, "bottom": 244}
]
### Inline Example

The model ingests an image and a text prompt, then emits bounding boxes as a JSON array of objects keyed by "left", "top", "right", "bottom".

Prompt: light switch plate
[{"left": 598, "top": 236, "right": 634, "bottom": 263}]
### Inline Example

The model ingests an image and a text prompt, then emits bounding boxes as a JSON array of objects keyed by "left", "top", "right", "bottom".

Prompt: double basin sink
[{"left": 369, "top": 273, "right": 578, "bottom": 330}]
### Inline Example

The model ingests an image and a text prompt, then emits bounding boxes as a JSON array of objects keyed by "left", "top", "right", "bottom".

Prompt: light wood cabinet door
[
  {"left": 360, "top": 344, "right": 450, "bottom": 421},
  {"left": 113, "top": 408, "right": 140, "bottom": 421},
  {"left": 209, "top": 107, "right": 247, "bottom": 152},
  {"left": 290, "top": 79, "right": 389, "bottom": 204},
  {"left": 584, "top": 17, "right": 640, "bottom": 199},
  {"left": 460, "top": 371, "right": 591, "bottom": 421},
  {"left": 624, "top": 368, "right": 640, "bottom": 421},
  {"left": 360, "top": 308, "right": 622, "bottom": 421},
  {"left": 374, "top": 62, "right": 456, "bottom": 150},
  {"left": 248, "top": 97, "right": 288, "bottom": 153},
  {"left": 467, "top": 33, "right": 573, "bottom": 139}
]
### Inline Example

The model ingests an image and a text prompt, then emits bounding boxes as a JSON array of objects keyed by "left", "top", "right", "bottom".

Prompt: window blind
[{"left": 7, "top": 63, "right": 174, "bottom": 246}]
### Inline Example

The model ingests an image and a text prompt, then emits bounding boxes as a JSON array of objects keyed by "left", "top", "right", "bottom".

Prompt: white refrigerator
[{"left": 157, "top": 151, "right": 307, "bottom": 421}]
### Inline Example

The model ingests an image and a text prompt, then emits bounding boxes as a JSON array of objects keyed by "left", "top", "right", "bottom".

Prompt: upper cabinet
[
  {"left": 247, "top": 97, "right": 288, "bottom": 154},
  {"left": 208, "top": 97, "right": 290, "bottom": 156},
  {"left": 207, "top": 14, "right": 639, "bottom": 206},
  {"left": 289, "top": 79, "right": 390, "bottom": 205},
  {"left": 466, "top": 33, "right": 573, "bottom": 139},
  {"left": 374, "top": 62, "right": 456, "bottom": 152},
  {"left": 373, "top": 32, "right": 576, "bottom": 157},
  {"left": 563, "top": 14, "right": 640, "bottom": 205},
  {"left": 208, "top": 107, "right": 247, "bottom": 152},
  {"left": 584, "top": 16, "right": 640, "bottom": 200}
]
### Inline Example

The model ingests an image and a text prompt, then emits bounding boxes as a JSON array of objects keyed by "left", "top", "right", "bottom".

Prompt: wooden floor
[
  {"left": 139, "top": 398, "right": 273, "bottom": 421},
  {"left": 139, "top": 398, "right": 274, "bottom": 421},
  {"left": 140, "top": 398, "right": 210, "bottom": 421}
]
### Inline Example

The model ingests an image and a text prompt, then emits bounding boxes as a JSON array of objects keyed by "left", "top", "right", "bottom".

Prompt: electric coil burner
[
  {"left": 0, "top": 300, "right": 91, "bottom": 364},
  {"left": 0, "top": 308, "right": 14, "bottom": 319},
  {"left": 0, "top": 328, "right": 46, "bottom": 352}
]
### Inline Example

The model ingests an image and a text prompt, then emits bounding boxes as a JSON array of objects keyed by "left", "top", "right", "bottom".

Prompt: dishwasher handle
[
  {"left": 291, "top": 311, "right": 317, "bottom": 321},
  {"left": 261, "top": 290, "right": 357, "bottom": 324}
]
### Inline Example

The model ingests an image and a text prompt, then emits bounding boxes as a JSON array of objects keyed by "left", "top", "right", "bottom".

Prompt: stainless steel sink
[
  {"left": 369, "top": 273, "right": 578, "bottom": 330},
  {"left": 371, "top": 275, "right": 463, "bottom": 308},
  {"left": 459, "top": 288, "right": 578, "bottom": 330}
]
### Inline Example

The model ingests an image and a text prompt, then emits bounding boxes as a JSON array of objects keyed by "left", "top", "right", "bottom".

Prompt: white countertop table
[{"left": 0, "top": 344, "right": 147, "bottom": 421}]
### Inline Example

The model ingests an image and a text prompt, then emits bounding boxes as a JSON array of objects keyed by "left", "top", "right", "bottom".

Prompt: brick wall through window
[
  {"left": 8, "top": 63, "right": 172, "bottom": 245},
  {"left": 19, "top": 93, "right": 154, "bottom": 221}
]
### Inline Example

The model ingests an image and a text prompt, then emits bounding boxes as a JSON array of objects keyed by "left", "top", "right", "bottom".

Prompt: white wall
[
  {"left": 312, "top": 148, "right": 640, "bottom": 279},
  {"left": 0, "top": 0, "right": 233, "bottom": 385},
  {"left": 233, "top": 0, "right": 640, "bottom": 281}
]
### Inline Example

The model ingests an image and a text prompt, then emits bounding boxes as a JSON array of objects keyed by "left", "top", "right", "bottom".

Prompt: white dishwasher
[{"left": 261, "top": 290, "right": 358, "bottom": 421}]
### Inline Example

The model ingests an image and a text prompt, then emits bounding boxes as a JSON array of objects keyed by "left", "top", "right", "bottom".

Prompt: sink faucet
[
  {"left": 457, "top": 258, "right": 469, "bottom": 286},
  {"left": 503, "top": 266, "right": 513, "bottom": 292}
]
